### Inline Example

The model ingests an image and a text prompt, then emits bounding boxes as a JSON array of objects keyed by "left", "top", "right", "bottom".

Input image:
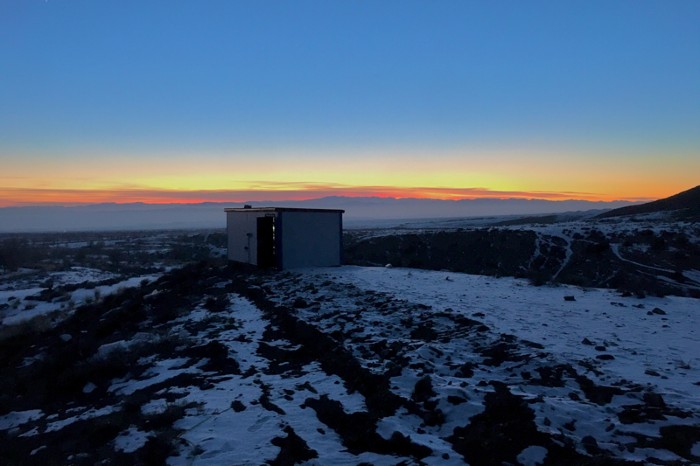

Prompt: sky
[{"left": 1, "top": 0, "right": 699, "bottom": 207}]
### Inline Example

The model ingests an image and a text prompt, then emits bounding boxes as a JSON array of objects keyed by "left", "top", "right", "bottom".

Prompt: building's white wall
[
  {"left": 227, "top": 211, "right": 275, "bottom": 265},
  {"left": 279, "top": 211, "right": 342, "bottom": 268}
]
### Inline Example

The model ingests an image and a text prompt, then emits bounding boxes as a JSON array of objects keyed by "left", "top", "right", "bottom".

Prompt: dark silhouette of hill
[{"left": 597, "top": 185, "right": 700, "bottom": 221}]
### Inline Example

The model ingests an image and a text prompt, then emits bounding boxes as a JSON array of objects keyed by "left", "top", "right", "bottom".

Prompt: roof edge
[{"left": 224, "top": 207, "right": 345, "bottom": 213}]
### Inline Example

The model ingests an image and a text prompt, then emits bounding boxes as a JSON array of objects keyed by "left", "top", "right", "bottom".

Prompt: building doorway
[{"left": 256, "top": 216, "right": 276, "bottom": 268}]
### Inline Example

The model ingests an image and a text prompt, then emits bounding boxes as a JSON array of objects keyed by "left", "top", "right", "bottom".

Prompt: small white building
[{"left": 225, "top": 206, "right": 344, "bottom": 269}]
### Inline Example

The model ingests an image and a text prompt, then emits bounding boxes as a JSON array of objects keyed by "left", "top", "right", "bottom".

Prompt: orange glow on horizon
[
  {"left": 0, "top": 183, "right": 668, "bottom": 208},
  {"left": 2, "top": 143, "right": 697, "bottom": 208}
]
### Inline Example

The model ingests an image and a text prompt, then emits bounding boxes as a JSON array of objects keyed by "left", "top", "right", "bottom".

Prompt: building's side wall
[
  {"left": 227, "top": 211, "right": 276, "bottom": 265},
  {"left": 279, "top": 211, "right": 342, "bottom": 268}
]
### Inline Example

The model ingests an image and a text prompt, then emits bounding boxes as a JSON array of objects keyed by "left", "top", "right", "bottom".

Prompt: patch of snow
[
  {"left": 0, "top": 287, "right": 44, "bottom": 302},
  {"left": 140, "top": 398, "right": 171, "bottom": 416},
  {"left": 1, "top": 272, "right": 163, "bottom": 326},
  {"left": 83, "top": 382, "right": 97, "bottom": 394},
  {"left": 1, "top": 301, "right": 59, "bottom": 326},
  {"left": 0, "top": 409, "right": 44, "bottom": 430},
  {"left": 114, "top": 426, "right": 150, "bottom": 453},
  {"left": 691, "top": 441, "right": 700, "bottom": 457},
  {"left": 684, "top": 269, "right": 700, "bottom": 285},
  {"left": 30, "top": 445, "right": 47, "bottom": 456},
  {"left": 110, "top": 358, "right": 194, "bottom": 396},
  {"left": 49, "top": 267, "right": 118, "bottom": 286},
  {"left": 43, "top": 406, "right": 117, "bottom": 433},
  {"left": 70, "top": 273, "right": 160, "bottom": 304},
  {"left": 95, "top": 340, "right": 131, "bottom": 358},
  {"left": 517, "top": 445, "right": 548, "bottom": 466}
]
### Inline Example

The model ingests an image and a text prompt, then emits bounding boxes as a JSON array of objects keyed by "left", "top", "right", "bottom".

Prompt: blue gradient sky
[{"left": 1, "top": 1, "right": 699, "bottom": 205}]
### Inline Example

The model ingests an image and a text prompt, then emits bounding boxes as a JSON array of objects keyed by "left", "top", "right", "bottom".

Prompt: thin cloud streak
[{"left": 0, "top": 183, "right": 650, "bottom": 207}]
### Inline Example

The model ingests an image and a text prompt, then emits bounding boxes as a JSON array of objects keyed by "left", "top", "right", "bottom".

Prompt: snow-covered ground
[
  {"left": 265, "top": 266, "right": 700, "bottom": 464},
  {"left": 0, "top": 267, "right": 162, "bottom": 326},
  {"left": 172, "top": 267, "right": 700, "bottom": 463},
  {"left": 1, "top": 265, "right": 698, "bottom": 464},
  {"left": 306, "top": 266, "right": 700, "bottom": 404}
]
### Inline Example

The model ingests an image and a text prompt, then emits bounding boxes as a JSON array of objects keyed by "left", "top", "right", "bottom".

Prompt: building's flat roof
[{"left": 224, "top": 207, "right": 344, "bottom": 213}]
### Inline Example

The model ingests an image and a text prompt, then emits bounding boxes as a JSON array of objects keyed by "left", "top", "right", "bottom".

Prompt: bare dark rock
[
  {"left": 575, "top": 375, "right": 624, "bottom": 405},
  {"left": 303, "top": 395, "right": 431, "bottom": 459},
  {"left": 423, "top": 407, "right": 446, "bottom": 427},
  {"left": 457, "top": 361, "right": 475, "bottom": 378},
  {"left": 618, "top": 395, "right": 691, "bottom": 425},
  {"left": 203, "top": 295, "right": 228, "bottom": 312},
  {"left": 449, "top": 382, "right": 544, "bottom": 465},
  {"left": 295, "top": 381, "right": 317, "bottom": 394},
  {"left": 231, "top": 400, "right": 246, "bottom": 412},
  {"left": 412, "top": 376, "right": 436, "bottom": 403},
  {"left": 257, "top": 341, "right": 314, "bottom": 376},
  {"left": 532, "top": 364, "right": 575, "bottom": 387},
  {"left": 447, "top": 395, "right": 467, "bottom": 405},
  {"left": 479, "top": 335, "right": 529, "bottom": 366},
  {"left": 643, "top": 392, "right": 666, "bottom": 408},
  {"left": 522, "top": 339, "right": 545, "bottom": 350},
  {"left": 581, "top": 435, "right": 603, "bottom": 455},
  {"left": 137, "top": 434, "right": 178, "bottom": 466},
  {"left": 292, "top": 297, "right": 309, "bottom": 309},
  {"left": 269, "top": 425, "right": 318, "bottom": 466},
  {"left": 617, "top": 404, "right": 665, "bottom": 424},
  {"left": 185, "top": 341, "right": 240, "bottom": 374},
  {"left": 657, "top": 425, "right": 700, "bottom": 460},
  {"left": 563, "top": 419, "right": 576, "bottom": 431},
  {"left": 258, "top": 381, "right": 286, "bottom": 415},
  {"left": 410, "top": 323, "right": 438, "bottom": 341}
]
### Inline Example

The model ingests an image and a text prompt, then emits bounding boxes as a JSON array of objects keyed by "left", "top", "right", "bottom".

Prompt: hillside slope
[
  {"left": 345, "top": 221, "right": 700, "bottom": 298},
  {"left": 597, "top": 186, "right": 700, "bottom": 221}
]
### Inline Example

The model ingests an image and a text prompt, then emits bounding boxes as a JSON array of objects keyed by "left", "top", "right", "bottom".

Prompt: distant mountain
[
  {"left": 0, "top": 196, "right": 637, "bottom": 233},
  {"left": 280, "top": 196, "right": 636, "bottom": 220},
  {"left": 596, "top": 185, "right": 700, "bottom": 221}
]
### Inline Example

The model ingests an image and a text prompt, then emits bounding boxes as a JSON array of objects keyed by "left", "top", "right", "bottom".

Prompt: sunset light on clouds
[{"left": 1, "top": 1, "right": 699, "bottom": 208}]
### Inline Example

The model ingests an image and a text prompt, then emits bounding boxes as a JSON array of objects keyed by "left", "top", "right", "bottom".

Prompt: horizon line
[
  {"left": 0, "top": 194, "right": 648, "bottom": 209},
  {"left": 0, "top": 184, "right": 659, "bottom": 208}
]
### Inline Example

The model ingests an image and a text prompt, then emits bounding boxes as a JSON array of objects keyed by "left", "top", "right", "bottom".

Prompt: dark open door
[{"left": 256, "top": 216, "right": 276, "bottom": 268}]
